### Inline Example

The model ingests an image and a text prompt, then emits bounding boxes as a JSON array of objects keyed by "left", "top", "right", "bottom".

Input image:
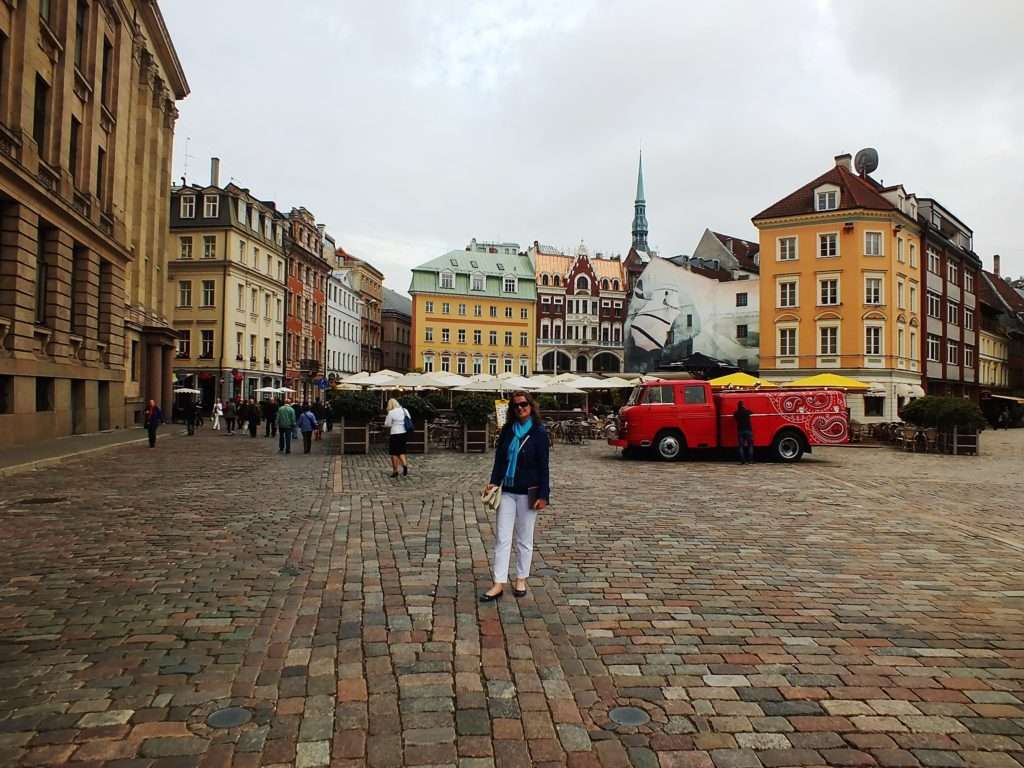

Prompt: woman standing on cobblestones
[{"left": 482, "top": 391, "right": 550, "bottom": 602}]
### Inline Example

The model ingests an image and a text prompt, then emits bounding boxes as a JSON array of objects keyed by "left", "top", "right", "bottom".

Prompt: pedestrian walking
[
  {"left": 261, "top": 398, "right": 273, "bottom": 437},
  {"left": 183, "top": 398, "right": 197, "bottom": 436},
  {"left": 277, "top": 399, "right": 297, "bottom": 454},
  {"left": 324, "top": 403, "right": 333, "bottom": 433},
  {"left": 268, "top": 399, "right": 279, "bottom": 437},
  {"left": 383, "top": 398, "right": 411, "bottom": 478},
  {"left": 224, "top": 399, "right": 237, "bottom": 434},
  {"left": 734, "top": 400, "right": 754, "bottom": 464},
  {"left": 313, "top": 401, "right": 324, "bottom": 441},
  {"left": 212, "top": 399, "right": 223, "bottom": 431},
  {"left": 298, "top": 405, "right": 318, "bottom": 454},
  {"left": 481, "top": 391, "right": 550, "bottom": 602},
  {"left": 246, "top": 398, "right": 260, "bottom": 437},
  {"left": 144, "top": 399, "right": 163, "bottom": 448}
]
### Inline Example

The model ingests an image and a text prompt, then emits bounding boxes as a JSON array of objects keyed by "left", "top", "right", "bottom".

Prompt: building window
[
  {"left": 927, "top": 334, "right": 940, "bottom": 362},
  {"left": 520, "top": 332, "right": 528, "bottom": 347},
  {"left": 909, "top": 243, "right": 917, "bottom": 268},
  {"left": 489, "top": 358, "right": 497, "bottom": 375},
  {"left": 864, "top": 277, "right": 882, "bottom": 305},
  {"left": 504, "top": 331, "right": 513, "bottom": 346},
  {"left": 473, "top": 304, "right": 482, "bottom": 317},
  {"left": 69, "top": 117, "right": 81, "bottom": 186},
  {"left": 457, "top": 357, "right": 466, "bottom": 374},
  {"left": 237, "top": 284, "right": 245, "bottom": 310},
  {"left": 503, "top": 277, "right": 517, "bottom": 293},
  {"left": 203, "top": 194, "right": 219, "bottom": 218},
  {"left": 778, "top": 280, "right": 798, "bottom": 308},
  {"left": 910, "top": 285, "right": 917, "bottom": 311},
  {"left": 457, "top": 329, "right": 466, "bottom": 344},
  {"left": 818, "top": 277, "right": 839, "bottom": 306},
  {"left": 964, "top": 346, "right": 974, "bottom": 368},
  {"left": 489, "top": 305, "right": 497, "bottom": 318},
  {"left": 521, "top": 307, "right": 529, "bottom": 319},
  {"left": 179, "top": 237, "right": 193, "bottom": 260},
  {"left": 201, "top": 280, "right": 215, "bottom": 307},
  {"left": 910, "top": 330, "right": 917, "bottom": 360},
  {"left": 947, "top": 262, "right": 958, "bottom": 285},
  {"left": 473, "top": 329, "right": 481, "bottom": 344},
  {"left": 252, "top": 288, "right": 259, "bottom": 313},
  {"left": 425, "top": 301, "right": 433, "bottom": 313},
  {"left": 33, "top": 75, "right": 50, "bottom": 158},
  {"left": 964, "top": 272, "right": 974, "bottom": 293},
  {"left": 489, "top": 331, "right": 497, "bottom": 345},
  {"left": 439, "top": 271, "right": 454, "bottom": 289},
  {"left": 865, "top": 231, "right": 883, "bottom": 256},
  {"left": 778, "top": 327, "right": 797, "bottom": 357},
  {"left": 100, "top": 37, "right": 113, "bottom": 108},
  {"left": 176, "top": 329, "right": 191, "bottom": 358},
  {"left": 927, "top": 292, "right": 941, "bottom": 319},
  {"left": 458, "top": 303, "right": 466, "bottom": 316},
  {"left": 203, "top": 235, "right": 216, "bottom": 258},
  {"left": 927, "top": 248, "right": 940, "bottom": 274},
  {"left": 442, "top": 302, "right": 450, "bottom": 314},
  {"left": 96, "top": 147, "right": 106, "bottom": 207},
  {"left": 504, "top": 306, "right": 513, "bottom": 319},
  {"left": 897, "top": 280, "right": 905, "bottom": 309},
  {"left": 864, "top": 396, "right": 885, "bottom": 418},
  {"left": 35, "top": 377, "right": 53, "bottom": 412},
  {"left": 201, "top": 330, "right": 214, "bottom": 358},
  {"left": 736, "top": 292, "right": 748, "bottom": 307},
  {"left": 423, "top": 355, "right": 434, "bottom": 373},
  {"left": 865, "top": 325, "right": 882, "bottom": 356},
  {"left": 504, "top": 357, "right": 513, "bottom": 374},
  {"left": 736, "top": 324, "right": 748, "bottom": 339},
  {"left": 818, "top": 233, "right": 838, "bottom": 258},
  {"left": 947, "top": 340, "right": 958, "bottom": 365},
  {"left": 947, "top": 301, "right": 958, "bottom": 325},
  {"left": 964, "top": 308, "right": 974, "bottom": 331},
  {"left": 264, "top": 294, "right": 271, "bottom": 318},
  {"left": 471, "top": 274, "right": 484, "bottom": 291},
  {"left": 180, "top": 195, "right": 196, "bottom": 218},
  {"left": 178, "top": 280, "right": 192, "bottom": 307},
  {"left": 819, "top": 326, "right": 838, "bottom": 356},
  {"left": 441, "top": 328, "right": 449, "bottom": 343},
  {"left": 472, "top": 357, "right": 482, "bottom": 375},
  {"left": 778, "top": 236, "right": 797, "bottom": 261},
  {"left": 520, "top": 358, "right": 529, "bottom": 376},
  {"left": 425, "top": 327, "right": 433, "bottom": 342},
  {"left": 440, "top": 355, "right": 450, "bottom": 373},
  {"left": 816, "top": 190, "right": 838, "bottom": 211},
  {"left": 897, "top": 238, "right": 905, "bottom": 262}
]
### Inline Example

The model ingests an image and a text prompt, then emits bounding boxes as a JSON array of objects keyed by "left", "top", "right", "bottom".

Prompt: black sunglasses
[{"left": 513, "top": 401, "right": 531, "bottom": 409}]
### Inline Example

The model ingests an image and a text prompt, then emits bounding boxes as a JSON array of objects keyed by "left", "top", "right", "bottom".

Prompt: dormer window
[
  {"left": 471, "top": 273, "right": 484, "bottom": 291},
  {"left": 203, "top": 194, "right": 219, "bottom": 218},
  {"left": 815, "top": 186, "right": 839, "bottom": 211},
  {"left": 180, "top": 195, "right": 195, "bottom": 218},
  {"left": 503, "top": 277, "right": 517, "bottom": 293},
  {"left": 439, "top": 271, "right": 454, "bottom": 289}
]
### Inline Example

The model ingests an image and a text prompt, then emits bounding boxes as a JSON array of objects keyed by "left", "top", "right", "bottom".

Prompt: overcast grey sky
[{"left": 162, "top": 0, "right": 1024, "bottom": 294}]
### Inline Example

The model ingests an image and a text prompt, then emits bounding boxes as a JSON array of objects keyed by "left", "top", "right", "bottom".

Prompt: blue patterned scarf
[{"left": 503, "top": 419, "right": 532, "bottom": 487}]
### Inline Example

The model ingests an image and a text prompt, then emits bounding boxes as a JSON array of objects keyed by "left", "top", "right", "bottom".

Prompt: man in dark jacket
[
  {"left": 183, "top": 399, "right": 197, "bottom": 436},
  {"left": 246, "top": 398, "right": 260, "bottom": 437},
  {"left": 261, "top": 398, "right": 274, "bottom": 437},
  {"left": 144, "top": 399, "right": 163, "bottom": 448},
  {"left": 734, "top": 400, "right": 754, "bottom": 464}
]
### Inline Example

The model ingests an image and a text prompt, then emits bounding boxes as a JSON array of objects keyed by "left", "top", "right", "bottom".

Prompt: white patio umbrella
[
  {"left": 389, "top": 372, "right": 440, "bottom": 389},
  {"left": 553, "top": 372, "right": 579, "bottom": 383},
  {"left": 531, "top": 382, "right": 586, "bottom": 395},
  {"left": 254, "top": 386, "right": 278, "bottom": 393},
  {"left": 364, "top": 372, "right": 403, "bottom": 387},
  {"left": 339, "top": 371, "right": 373, "bottom": 385},
  {"left": 376, "top": 369, "right": 404, "bottom": 379},
  {"left": 467, "top": 373, "right": 496, "bottom": 383},
  {"left": 600, "top": 376, "right": 638, "bottom": 388},
  {"left": 173, "top": 387, "right": 200, "bottom": 394},
  {"left": 276, "top": 386, "right": 296, "bottom": 393},
  {"left": 427, "top": 372, "right": 469, "bottom": 387},
  {"left": 454, "top": 380, "right": 507, "bottom": 392},
  {"left": 571, "top": 376, "right": 608, "bottom": 390},
  {"left": 502, "top": 376, "right": 541, "bottom": 390}
]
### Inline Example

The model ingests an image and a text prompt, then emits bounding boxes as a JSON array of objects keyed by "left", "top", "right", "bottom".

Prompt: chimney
[
  {"left": 834, "top": 153, "right": 852, "bottom": 172},
  {"left": 210, "top": 157, "right": 220, "bottom": 187},
  {"left": 994, "top": 254, "right": 1001, "bottom": 277}
]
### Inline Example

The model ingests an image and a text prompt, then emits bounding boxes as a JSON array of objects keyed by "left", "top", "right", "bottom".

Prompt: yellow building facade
[
  {"left": 978, "top": 329, "right": 1009, "bottom": 389},
  {"left": 753, "top": 154, "right": 923, "bottom": 421},
  {"left": 409, "top": 241, "right": 536, "bottom": 377}
]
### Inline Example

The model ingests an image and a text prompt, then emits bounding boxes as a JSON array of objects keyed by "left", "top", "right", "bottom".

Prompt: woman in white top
[
  {"left": 212, "top": 399, "right": 223, "bottom": 431},
  {"left": 383, "top": 398, "right": 411, "bottom": 478}
]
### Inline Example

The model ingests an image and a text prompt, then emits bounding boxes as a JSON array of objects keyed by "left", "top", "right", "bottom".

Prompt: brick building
[
  {"left": 283, "top": 208, "right": 329, "bottom": 402},
  {"left": 0, "top": 0, "right": 188, "bottom": 448}
]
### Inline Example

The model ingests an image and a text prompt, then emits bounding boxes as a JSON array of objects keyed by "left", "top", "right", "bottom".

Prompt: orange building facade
[
  {"left": 753, "top": 154, "right": 923, "bottom": 422},
  {"left": 284, "top": 208, "right": 329, "bottom": 402}
]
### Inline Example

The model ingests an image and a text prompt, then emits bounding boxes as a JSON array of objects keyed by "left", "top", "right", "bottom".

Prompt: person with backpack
[
  {"left": 383, "top": 397, "right": 412, "bottom": 478},
  {"left": 298, "top": 405, "right": 319, "bottom": 454}
]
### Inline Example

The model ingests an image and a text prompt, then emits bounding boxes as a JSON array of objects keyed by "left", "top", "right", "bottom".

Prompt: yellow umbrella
[
  {"left": 785, "top": 373, "right": 871, "bottom": 390},
  {"left": 707, "top": 372, "right": 778, "bottom": 388}
]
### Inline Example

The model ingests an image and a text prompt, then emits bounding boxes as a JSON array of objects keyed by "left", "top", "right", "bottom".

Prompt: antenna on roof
[
  {"left": 182, "top": 136, "right": 193, "bottom": 182},
  {"left": 854, "top": 147, "right": 879, "bottom": 176}
]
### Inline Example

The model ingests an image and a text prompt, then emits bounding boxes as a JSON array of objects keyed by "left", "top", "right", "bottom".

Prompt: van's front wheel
[
  {"left": 655, "top": 430, "right": 684, "bottom": 461},
  {"left": 771, "top": 430, "right": 805, "bottom": 462}
]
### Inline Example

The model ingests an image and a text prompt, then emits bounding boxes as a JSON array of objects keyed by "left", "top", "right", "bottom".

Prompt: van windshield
[{"left": 626, "top": 386, "right": 642, "bottom": 406}]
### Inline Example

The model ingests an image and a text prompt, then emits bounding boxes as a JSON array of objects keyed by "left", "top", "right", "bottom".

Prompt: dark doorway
[
  {"left": 576, "top": 355, "right": 588, "bottom": 373},
  {"left": 71, "top": 379, "right": 85, "bottom": 434},
  {"left": 592, "top": 353, "right": 621, "bottom": 373},
  {"left": 98, "top": 381, "right": 110, "bottom": 430}
]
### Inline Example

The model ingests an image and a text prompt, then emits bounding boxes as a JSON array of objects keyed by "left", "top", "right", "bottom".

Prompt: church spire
[{"left": 632, "top": 151, "right": 649, "bottom": 251}]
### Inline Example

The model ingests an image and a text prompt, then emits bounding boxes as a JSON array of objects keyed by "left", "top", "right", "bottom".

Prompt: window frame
[
  {"left": 864, "top": 231, "right": 883, "bottom": 257},
  {"left": 817, "top": 232, "right": 839, "bottom": 259},
  {"left": 777, "top": 236, "right": 798, "bottom": 262}
]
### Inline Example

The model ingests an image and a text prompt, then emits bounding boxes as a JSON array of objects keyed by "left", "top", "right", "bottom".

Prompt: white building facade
[{"left": 326, "top": 269, "right": 362, "bottom": 380}]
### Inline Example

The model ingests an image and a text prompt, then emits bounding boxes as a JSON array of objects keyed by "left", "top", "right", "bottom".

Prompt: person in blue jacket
[
  {"left": 481, "top": 390, "right": 550, "bottom": 602},
  {"left": 298, "top": 405, "right": 318, "bottom": 454}
]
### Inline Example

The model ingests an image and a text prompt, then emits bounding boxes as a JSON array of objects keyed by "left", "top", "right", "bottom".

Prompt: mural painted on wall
[{"left": 624, "top": 258, "right": 760, "bottom": 373}]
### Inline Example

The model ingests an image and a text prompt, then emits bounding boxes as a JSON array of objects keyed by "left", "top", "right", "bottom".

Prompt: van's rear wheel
[
  {"left": 655, "top": 430, "right": 684, "bottom": 461},
  {"left": 771, "top": 430, "right": 805, "bottom": 462}
]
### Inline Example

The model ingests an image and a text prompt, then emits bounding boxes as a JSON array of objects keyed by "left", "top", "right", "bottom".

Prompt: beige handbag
[{"left": 481, "top": 484, "right": 502, "bottom": 512}]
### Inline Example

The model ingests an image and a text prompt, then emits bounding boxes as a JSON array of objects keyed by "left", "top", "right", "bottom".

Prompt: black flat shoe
[
  {"left": 480, "top": 590, "right": 504, "bottom": 602},
  {"left": 390, "top": 472, "right": 399, "bottom": 478},
  {"left": 513, "top": 588, "right": 527, "bottom": 598}
]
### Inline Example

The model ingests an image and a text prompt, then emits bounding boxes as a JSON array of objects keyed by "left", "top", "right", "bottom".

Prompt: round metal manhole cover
[
  {"left": 206, "top": 706, "right": 252, "bottom": 729},
  {"left": 608, "top": 706, "right": 651, "bottom": 727}
]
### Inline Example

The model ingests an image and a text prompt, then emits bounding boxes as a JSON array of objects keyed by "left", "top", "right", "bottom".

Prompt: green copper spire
[{"left": 632, "top": 150, "right": 649, "bottom": 251}]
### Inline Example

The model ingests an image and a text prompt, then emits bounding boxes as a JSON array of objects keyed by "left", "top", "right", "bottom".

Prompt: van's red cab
[{"left": 609, "top": 379, "right": 849, "bottom": 461}]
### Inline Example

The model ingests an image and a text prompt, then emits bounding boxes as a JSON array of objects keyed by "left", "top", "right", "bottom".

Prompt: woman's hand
[
  {"left": 484, "top": 483, "right": 497, "bottom": 495},
  {"left": 533, "top": 499, "right": 547, "bottom": 510}
]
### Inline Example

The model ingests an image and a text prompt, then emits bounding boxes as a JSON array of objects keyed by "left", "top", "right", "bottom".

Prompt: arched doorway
[
  {"left": 592, "top": 352, "right": 621, "bottom": 373},
  {"left": 576, "top": 355, "right": 589, "bottom": 373},
  {"left": 541, "top": 350, "right": 572, "bottom": 373}
]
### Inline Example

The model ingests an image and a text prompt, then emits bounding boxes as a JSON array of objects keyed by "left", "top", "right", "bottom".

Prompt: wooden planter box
[
  {"left": 463, "top": 423, "right": 490, "bottom": 453},
  {"left": 406, "top": 421, "right": 429, "bottom": 454},
  {"left": 340, "top": 417, "right": 370, "bottom": 454},
  {"left": 943, "top": 427, "right": 979, "bottom": 455}
]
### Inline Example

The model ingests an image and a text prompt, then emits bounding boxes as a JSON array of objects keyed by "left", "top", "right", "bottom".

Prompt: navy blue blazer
[{"left": 490, "top": 421, "right": 550, "bottom": 502}]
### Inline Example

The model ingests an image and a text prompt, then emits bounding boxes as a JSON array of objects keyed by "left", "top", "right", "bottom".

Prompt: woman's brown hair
[{"left": 504, "top": 390, "right": 543, "bottom": 428}]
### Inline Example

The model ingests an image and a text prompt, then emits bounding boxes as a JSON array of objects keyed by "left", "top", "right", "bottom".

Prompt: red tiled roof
[
  {"left": 753, "top": 164, "right": 898, "bottom": 221},
  {"left": 982, "top": 270, "right": 1024, "bottom": 312},
  {"left": 711, "top": 231, "right": 759, "bottom": 272}
]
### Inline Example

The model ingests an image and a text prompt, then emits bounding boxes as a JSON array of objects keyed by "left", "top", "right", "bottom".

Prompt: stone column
[
  {"left": 161, "top": 344, "right": 174, "bottom": 417},
  {"left": 146, "top": 343, "right": 162, "bottom": 405}
]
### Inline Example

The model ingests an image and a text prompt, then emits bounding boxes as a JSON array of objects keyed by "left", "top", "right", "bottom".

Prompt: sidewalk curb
[{"left": 0, "top": 432, "right": 178, "bottom": 477}]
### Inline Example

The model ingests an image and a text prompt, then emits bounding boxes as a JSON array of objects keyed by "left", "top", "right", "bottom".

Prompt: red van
[{"left": 609, "top": 379, "right": 849, "bottom": 462}]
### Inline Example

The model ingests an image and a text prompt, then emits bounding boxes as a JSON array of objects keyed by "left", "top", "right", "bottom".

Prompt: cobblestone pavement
[{"left": 1, "top": 428, "right": 1023, "bottom": 768}]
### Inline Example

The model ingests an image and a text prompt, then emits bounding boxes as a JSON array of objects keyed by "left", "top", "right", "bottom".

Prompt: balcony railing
[{"left": 537, "top": 338, "right": 623, "bottom": 348}]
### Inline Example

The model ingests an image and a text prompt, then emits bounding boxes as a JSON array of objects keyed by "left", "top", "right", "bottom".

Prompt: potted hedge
[
  {"left": 453, "top": 393, "right": 494, "bottom": 453},
  {"left": 901, "top": 396, "right": 986, "bottom": 455},
  {"left": 330, "top": 390, "right": 377, "bottom": 454},
  {"left": 400, "top": 394, "right": 437, "bottom": 454}
]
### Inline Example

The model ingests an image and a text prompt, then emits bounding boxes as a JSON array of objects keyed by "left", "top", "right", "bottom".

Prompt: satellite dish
[{"left": 854, "top": 147, "right": 879, "bottom": 176}]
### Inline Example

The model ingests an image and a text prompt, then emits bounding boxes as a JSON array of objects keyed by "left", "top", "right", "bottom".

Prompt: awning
[
  {"left": 990, "top": 394, "right": 1024, "bottom": 404},
  {"left": 896, "top": 383, "right": 925, "bottom": 398}
]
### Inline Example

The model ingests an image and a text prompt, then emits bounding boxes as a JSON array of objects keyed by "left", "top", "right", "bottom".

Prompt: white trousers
[
  {"left": 212, "top": 414, "right": 221, "bottom": 430},
  {"left": 492, "top": 492, "right": 538, "bottom": 583}
]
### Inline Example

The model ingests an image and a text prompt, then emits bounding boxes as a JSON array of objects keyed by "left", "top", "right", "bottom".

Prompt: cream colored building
[
  {"left": 0, "top": 0, "right": 188, "bottom": 448},
  {"left": 978, "top": 329, "right": 1009, "bottom": 389},
  {"left": 168, "top": 165, "right": 287, "bottom": 406}
]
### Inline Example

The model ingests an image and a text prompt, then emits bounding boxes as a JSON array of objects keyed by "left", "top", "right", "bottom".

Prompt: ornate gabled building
[
  {"left": 0, "top": 0, "right": 188, "bottom": 447},
  {"left": 283, "top": 207, "right": 329, "bottom": 402},
  {"left": 529, "top": 241, "right": 626, "bottom": 374}
]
